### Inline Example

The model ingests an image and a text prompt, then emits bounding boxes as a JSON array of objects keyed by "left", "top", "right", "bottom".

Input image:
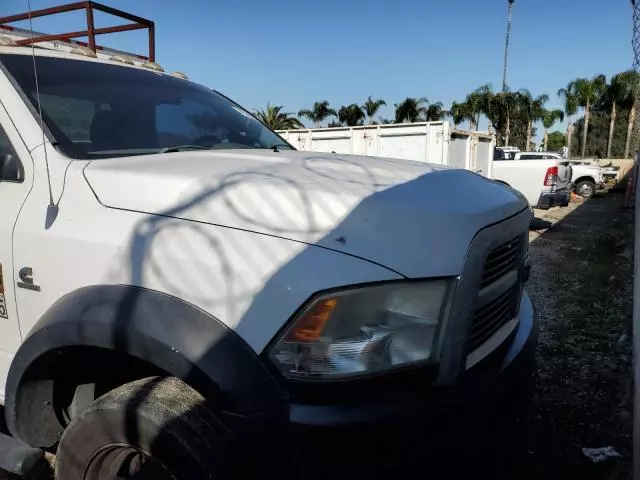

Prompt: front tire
[
  {"left": 575, "top": 180, "right": 595, "bottom": 198},
  {"left": 55, "top": 377, "right": 236, "bottom": 480}
]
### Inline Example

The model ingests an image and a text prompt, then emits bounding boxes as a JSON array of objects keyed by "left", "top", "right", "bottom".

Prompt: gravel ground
[
  {"left": 519, "top": 191, "right": 633, "bottom": 480},
  {"left": 0, "top": 191, "right": 633, "bottom": 480}
]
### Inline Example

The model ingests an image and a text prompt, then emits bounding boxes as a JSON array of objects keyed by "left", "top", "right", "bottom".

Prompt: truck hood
[{"left": 83, "top": 149, "right": 528, "bottom": 277}]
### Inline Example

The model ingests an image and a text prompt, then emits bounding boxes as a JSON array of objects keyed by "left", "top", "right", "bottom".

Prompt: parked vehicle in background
[
  {"left": 600, "top": 164, "right": 621, "bottom": 183},
  {"left": 567, "top": 160, "right": 606, "bottom": 198},
  {"left": 501, "top": 151, "right": 607, "bottom": 199},
  {"left": 524, "top": 153, "right": 606, "bottom": 198},
  {"left": 492, "top": 151, "right": 572, "bottom": 209},
  {"left": 494, "top": 146, "right": 520, "bottom": 160},
  {"left": 580, "top": 159, "right": 621, "bottom": 184},
  {"left": 0, "top": 5, "right": 537, "bottom": 479}
]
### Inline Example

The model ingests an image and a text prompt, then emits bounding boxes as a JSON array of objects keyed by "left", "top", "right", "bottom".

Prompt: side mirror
[{"left": 0, "top": 152, "right": 24, "bottom": 182}]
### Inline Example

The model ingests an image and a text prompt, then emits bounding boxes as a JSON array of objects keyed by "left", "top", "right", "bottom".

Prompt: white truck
[
  {"left": 512, "top": 153, "right": 606, "bottom": 199},
  {"left": 0, "top": 4, "right": 537, "bottom": 479},
  {"left": 567, "top": 160, "right": 607, "bottom": 198},
  {"left": 492, "top": 151, "right": 573, "bottom": 209}
]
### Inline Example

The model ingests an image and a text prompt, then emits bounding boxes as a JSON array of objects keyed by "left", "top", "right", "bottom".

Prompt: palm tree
[
  {"left": 395, "top": 97, "right": 428, "bottom": 123},
  {"left": 449, "top": 101, "right": 473, "bottom": 129},
  {"left": 422, "top": 102, "right": 446, "bottom": 121},
  {"left": 254, "top": 104, "right": 304, "bottom": 130},
  {"left": 518, "top": 89, "right": 549, "bottom": 150},
  {"left": 298, "top": 101, "right": 337, "bottom": 128},
  {"left": 541, "top": 109, "right": 564, "bottom": 151},
  {"left": 478, "top": 85, "right": 497, "bottom": 130},
  {"left": 338, "top": 104, "right": 365, "bottom": 126},
  {"left": 572, "top": 74, "right": 607, "bottom": 157},
  {"left": 363, "top": 96, "right": 386, "bottom": 125},
  {"left": 604, "top": 73, "right": 630, "bottom": 157},
  {"left": 608, "top": 70, "right": 640, "bottom": 158},
  {"left": 558, "top": 83, "right": 579, "bottom": 156},
  {"left": 623, "top": 72, "right": 640, "bottom": 159},
  {"left": 465, "top": 84, "right": 493, "bottom": 130},
  {"left": 492, "top": 89, "right": 519, "bottom": 146}
]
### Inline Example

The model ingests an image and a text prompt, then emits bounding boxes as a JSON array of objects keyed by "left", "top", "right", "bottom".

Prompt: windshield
[{"left": 0, "top": 54, "right": 292, "bottom": 159}]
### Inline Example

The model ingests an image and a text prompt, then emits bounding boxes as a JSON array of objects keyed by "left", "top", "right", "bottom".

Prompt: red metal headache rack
[{"left": 0, "top": 1, "right": 155, "bottom": 62}]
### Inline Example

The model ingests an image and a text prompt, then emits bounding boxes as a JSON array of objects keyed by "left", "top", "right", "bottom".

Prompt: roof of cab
[
  {"left": 0, "top": 45, "right": 192, "bottom": 82},
  {"left": 0, "top": 45, "right": 149, "bottom": 69}
]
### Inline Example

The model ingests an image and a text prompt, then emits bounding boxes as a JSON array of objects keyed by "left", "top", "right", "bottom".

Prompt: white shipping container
[{"left": 277, "top": 121, "right": 495, "bottom": 178}]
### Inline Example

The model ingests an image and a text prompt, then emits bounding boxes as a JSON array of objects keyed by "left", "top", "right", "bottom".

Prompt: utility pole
[{"left": 502, "top": 0, "right": 515, "bottom": 92}]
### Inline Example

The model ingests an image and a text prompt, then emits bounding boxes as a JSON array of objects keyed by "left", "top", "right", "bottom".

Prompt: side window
[{"left": 0, "top": 125, "right": 23, "bottom": 182}]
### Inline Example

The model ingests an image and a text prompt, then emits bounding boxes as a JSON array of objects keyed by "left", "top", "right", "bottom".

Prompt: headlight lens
[{"left": 268, "top": 280, "right": 450, "bottom": 380}]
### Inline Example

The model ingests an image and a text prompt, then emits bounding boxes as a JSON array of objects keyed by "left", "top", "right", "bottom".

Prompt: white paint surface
[
  {"left": 84, "top": 149, "right": 527, "bottom": 278},
  {"left": 0, "top": 100, "right": 34, "bottom": 399}
]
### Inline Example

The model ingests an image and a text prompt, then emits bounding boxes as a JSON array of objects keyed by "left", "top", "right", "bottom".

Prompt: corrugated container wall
[{"left": 277, "top": 122, "right": 494, "bottom": 178}]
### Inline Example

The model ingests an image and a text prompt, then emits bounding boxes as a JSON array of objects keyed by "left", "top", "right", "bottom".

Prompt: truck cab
[{"left": 0, "top": 5, "right": 537, "bottom": 478}]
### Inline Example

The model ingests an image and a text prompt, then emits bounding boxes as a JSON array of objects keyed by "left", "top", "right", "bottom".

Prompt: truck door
[{"left": 0, "top": 105, "right": 33, "bottom": 392}]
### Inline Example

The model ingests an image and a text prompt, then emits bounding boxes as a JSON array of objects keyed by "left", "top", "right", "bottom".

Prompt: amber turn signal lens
[{"left": 285, "top": 298, "right": 338, "bottom": 342}]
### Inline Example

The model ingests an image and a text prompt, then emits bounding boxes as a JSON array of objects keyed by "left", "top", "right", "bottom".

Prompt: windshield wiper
[
  {"left": 159, "top": 145, "right": 213, "bottom": 154},
  {"left": 269, "top": 143, "right": 290, "bottom": 152}
]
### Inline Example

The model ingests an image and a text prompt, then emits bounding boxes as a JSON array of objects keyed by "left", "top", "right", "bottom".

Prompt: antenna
[{"left": 26, "top": 0, "right": 58, "bottom": 227}]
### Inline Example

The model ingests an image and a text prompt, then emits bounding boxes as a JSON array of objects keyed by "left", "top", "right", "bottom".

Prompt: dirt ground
[
  {"left": 0, "top": 191, "right": 634, "bottom": 480},
  {"left": 520, "top": 191, "right": 633, "bottom": 480}
]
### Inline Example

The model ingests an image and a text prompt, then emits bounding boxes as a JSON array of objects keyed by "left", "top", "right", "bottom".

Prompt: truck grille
[
  {"left": 468, "top": 286, "right": 519, "bottom": 352},
  {"left": 480, "top": 236, "right": 521, "bottom": 288},
  {"left": 468, "top": 235, "right": 523, "bottom": 353}
]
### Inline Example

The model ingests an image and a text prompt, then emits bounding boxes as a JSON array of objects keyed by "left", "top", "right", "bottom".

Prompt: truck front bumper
[
  {"left": 287, "top": 291, "right": 537, "bottom": 427},
  {"left": 536, "top": 189, "right": 570, "bottom": 209}
]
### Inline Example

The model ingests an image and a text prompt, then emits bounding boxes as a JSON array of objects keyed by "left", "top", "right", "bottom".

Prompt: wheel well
[
  {"left": 574, "top": 176, "right": 595, "bottom": 185},
  {"left": 12, "top": 346, "right": 169, "bottom": 449},
  {"left": 7, "top": 286, "right": 286, "bottom": 448}
]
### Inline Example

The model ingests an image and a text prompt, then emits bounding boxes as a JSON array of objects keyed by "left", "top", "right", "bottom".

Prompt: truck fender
[
  {"left": 573, "top": 175, "right": 595, "bottom": 185},
  {"left": 4, "top": 285, "right": 286, "bottom": 446}
]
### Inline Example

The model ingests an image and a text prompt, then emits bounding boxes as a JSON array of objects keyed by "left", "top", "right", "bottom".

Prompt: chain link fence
[
  {"left": 632, "top": 3, "right": 640, "bottom": 480},
  {"left": 632, "top": 1, "right": 640, "bottom": 155}
]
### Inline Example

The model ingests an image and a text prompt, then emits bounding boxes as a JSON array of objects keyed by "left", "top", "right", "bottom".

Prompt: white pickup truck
[
  {"left": 492, "top": 151, "right": 573, "bottom": 209},
  {"left": 0, "top": 27, "right": 537, "bottom": 480},
  {"left": 567, "top": 160, "right": 606, "bottom": 198}
]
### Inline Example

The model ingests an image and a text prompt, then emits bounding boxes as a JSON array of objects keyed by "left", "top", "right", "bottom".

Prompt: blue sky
[{"left": 2, "top": 0, "right": 635, "bottom": 137}]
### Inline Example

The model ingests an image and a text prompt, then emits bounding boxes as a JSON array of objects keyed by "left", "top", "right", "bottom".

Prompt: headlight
[{"left": 268, "top": 280, "right": 451, "bottom": 380}]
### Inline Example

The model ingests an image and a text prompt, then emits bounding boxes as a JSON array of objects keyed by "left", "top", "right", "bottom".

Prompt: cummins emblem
[{"left": 17, "top": 267, "right": 41, "bottom": 292}]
